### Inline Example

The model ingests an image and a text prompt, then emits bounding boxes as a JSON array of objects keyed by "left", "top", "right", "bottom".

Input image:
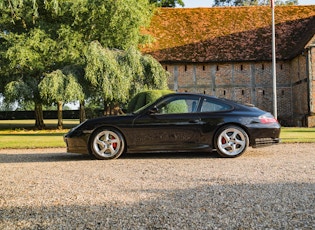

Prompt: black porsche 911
[{"left": 64, "top": 93, "right": 281, "bottom": 159}]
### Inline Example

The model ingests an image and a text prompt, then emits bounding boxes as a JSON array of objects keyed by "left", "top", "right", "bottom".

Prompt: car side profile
[{"left": 64, "top": 93, "right": 281, "bottom": 159}]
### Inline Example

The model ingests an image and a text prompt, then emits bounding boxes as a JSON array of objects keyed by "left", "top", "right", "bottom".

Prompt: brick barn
[{"left": 142, "top": 6, "right": 315, "bottom": 127}]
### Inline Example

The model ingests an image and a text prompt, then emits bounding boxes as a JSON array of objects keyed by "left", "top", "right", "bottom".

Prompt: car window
[
  {"left": 157, "top": 97, "right": 200, "bottom": 114},
  {"left": 200, "top": 98, "right": 232, "bottom": 112}
]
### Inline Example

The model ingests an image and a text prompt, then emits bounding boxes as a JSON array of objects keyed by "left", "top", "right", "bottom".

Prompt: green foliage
[
  {"left": 6, "top": 28, "right": 56, "bottom": 73},
  {"left": 1, "top": 0, "right": 163, "bottom": 123},
  {"left": 85, "top": 41, "right": 130, "bottom": 104},
  {"left": 39, "top": 69, "right": 84, "bottom": 104},
  {"left": 139, "top": 54, "right": 169, "bottom": 92},
  {"left": 213, "top": 0, "right": 298, "bottom": 6},
  {"left": 149, "top": 0, "right": 184, "bottom": 7},
  {"left": 4, "top": 80, "right": 33, "bottom": 103},
  {"left": 85, "top": 42, "right": 169, "bottom": 107},
  {"left": 127, "top": 89, "right": 173, "bottom": 112},
  {"left": 164, "top": 100, "right": 188, "bottom": 113},
  {"left": 71, "top": 0, "right": 153, "bottom": 50}
]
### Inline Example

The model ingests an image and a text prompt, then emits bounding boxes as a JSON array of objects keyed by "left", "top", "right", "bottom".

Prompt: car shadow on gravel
[
  {"left": 1, "top": 182, "right": 314, "bottom": 229},
  {"left": 120, "top": 151, "right": 220, "bottom": 160},
  {"left": 0, "top": 152, "right": 92, "bottom": 163},
  {"left": 0, "top": 151, "right": 220, "bottom": 163}
]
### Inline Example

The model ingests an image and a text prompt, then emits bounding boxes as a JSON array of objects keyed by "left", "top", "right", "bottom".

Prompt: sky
[{"left": 182, "top": 0, "right": 314, "bottom": 7}]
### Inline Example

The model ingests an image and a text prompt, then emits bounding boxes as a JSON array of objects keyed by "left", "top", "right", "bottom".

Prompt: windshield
[{"left": 132, "top": 100, "right": 156, "bottom": 114}]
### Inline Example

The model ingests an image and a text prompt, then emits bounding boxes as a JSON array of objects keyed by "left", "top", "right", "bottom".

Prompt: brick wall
[
  {"left": 307, "top": 46, "right": 315, "bottom": 127},
  {"left": 290, "top": 55, "right": 309, "bottom": 126}
]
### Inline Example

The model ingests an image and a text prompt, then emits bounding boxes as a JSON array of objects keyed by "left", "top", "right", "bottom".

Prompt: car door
[{"left": 128, "top": 95, "right": 207, "bottom": 152}]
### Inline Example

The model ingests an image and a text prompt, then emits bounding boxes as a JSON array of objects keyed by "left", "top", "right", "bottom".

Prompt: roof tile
[{"left": 142, "top": 6, "right": 315, "bottom": 62}]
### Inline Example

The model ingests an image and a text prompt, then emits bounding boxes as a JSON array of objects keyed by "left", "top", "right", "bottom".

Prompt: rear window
[{"left": 200, "top": 98, "right": 233, "bottom": 112}]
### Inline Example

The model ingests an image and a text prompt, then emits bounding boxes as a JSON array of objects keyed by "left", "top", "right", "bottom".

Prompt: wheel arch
[
  {"left": 87, "top": 125, "right": 127, "bottom": 155},
  {"left": 212, "top": 122, "right": 251, "bottom": 147}
]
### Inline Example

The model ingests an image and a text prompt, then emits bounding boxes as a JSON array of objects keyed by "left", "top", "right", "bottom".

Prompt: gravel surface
[{"left": 0, "top": 143, "right": 314, "bottom": 229}]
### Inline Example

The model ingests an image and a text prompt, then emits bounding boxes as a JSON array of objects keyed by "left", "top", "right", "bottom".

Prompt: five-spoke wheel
[
  {"left": 214, "top": 125, "right": 249, "bottom": 158},
  {"left": 90, "top": 128, "right": 125, "bottom": 160}
]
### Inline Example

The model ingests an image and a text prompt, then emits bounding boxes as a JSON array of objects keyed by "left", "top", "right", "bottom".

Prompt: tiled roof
[{"left": 141, "top": 6, "right": 315, "bottom": 63}]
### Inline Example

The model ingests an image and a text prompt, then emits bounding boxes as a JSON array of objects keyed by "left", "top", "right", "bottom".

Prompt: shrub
[
  {"left": 127, "top": 90, "right": 174, "bottom": 112},
  {"left": 164, "top": 100, "right": 188, "bottom": 114}
]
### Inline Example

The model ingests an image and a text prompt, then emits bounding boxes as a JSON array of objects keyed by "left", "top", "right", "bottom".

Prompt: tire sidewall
[
  {"left": 89, "top": 127, "right": 125, "bottom": 160},
  {"left": 214, "top": 125, "right": 249, "bottom": 158}
]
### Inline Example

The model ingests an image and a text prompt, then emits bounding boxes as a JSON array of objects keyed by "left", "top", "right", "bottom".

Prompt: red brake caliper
[{"left": 112, "top": 136, "right": 117, "bottom": 149}]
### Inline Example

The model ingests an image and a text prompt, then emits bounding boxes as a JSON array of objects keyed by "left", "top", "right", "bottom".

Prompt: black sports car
[{"left": 64, "top": 93, "right": 281, "bottom": 159}]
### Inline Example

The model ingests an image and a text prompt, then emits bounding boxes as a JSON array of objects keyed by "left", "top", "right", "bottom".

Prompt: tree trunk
[
  {"left": 104, "top": 102, "right": 111, "bottom": 116},
  {"left": 34, "top": 102, "right": 45, "bottom": 130},
  {"left": 79, "top": 100, "right": 86, "bottom": 123},
  {"left": 57, "top": 101, "right": 63, "bottom": 130}
]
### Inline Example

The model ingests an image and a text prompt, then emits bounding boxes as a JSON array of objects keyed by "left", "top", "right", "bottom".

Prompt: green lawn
[
  {"left": 0, "top": 119, "right": 79, "bottom": 130},
  {"left": 0, "top": 120, "right": 314, "bottom": 149},
  {"left": 0, "top": 119, "right": 79, "bottom": 148},
  {"left": 280, "top": 127, "right": 315, "bottom": 143}
]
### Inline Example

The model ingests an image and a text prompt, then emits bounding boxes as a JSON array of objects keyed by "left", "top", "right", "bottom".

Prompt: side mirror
[{"left": 148, "top": 106, "right": 159, "bottom": 115}]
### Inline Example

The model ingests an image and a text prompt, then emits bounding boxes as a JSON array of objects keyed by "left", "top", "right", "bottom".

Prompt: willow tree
[
  {"left": 1, "top": 0, "right": 155, "bottom": 127},
  {"left": 85, "top": 41, "right": 169, "bottom": 114},
  {"left": 39, "top": 69, "right": 84, "bottom": 129},
  {"left": 0, "top": 1, "right": 85, "bottom": 128},
  {"left": 85, "top": 41, "right": 130, "bottom": 114}
]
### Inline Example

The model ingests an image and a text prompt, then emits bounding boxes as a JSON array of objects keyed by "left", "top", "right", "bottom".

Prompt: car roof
[
  {"left": 165, "top": 92, "right": 258, "bottom": 110},
  {"left": 164, "top": 92, "right": 216, "bottom": 98}
]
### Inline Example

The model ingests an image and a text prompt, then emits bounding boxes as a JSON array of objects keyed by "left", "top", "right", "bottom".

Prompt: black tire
[
  {"left": 214, "top": 125, "right": 249, "bottom": 158},
  {"left": 89, "top": 128, "right": 125, "bottom": 160}
]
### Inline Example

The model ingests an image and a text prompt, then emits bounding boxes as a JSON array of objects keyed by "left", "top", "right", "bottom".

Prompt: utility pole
[{"left": 271, "top": 0, "right": 277, "bottom": 119}]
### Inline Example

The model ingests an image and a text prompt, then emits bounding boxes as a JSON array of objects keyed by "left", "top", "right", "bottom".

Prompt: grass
[
  {"left": 0, "top": 119, "right": 79, "bottom": 130},
  {"left": 280, "top": 127, "right": 315, "bottom": 143},
  {"left": 0, "top": 120, "right": 314, "bottom": 149},
  {"left": 0, "top": 119, "right": 79, "bottom": 149}
]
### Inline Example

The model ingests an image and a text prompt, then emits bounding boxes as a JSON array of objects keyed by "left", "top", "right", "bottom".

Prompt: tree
[
  {"left": 1, "top": 0, "right": 154, "bottom": 128},
  {"left": 39, "top": 69, "right": 84, "bottom": 129},
  {"left": 71, "top": 0, "right": 153, "bottom": 50},
  {"left": 0, "top": 1, "right": 85, "bottom": 129},
  {"left": 213, "top": 0, "right": 298, "bottom": 6},
  {"left": 149, "top": 0, "right": 184, "bottom": 7},
  {"left": 85, "top": 41, "right": 169, "bottom": 115}
]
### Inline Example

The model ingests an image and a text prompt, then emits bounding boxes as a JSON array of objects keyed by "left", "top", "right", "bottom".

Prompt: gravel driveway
[{"left": 0, "top": 143, "right": 314, "bottom": 229}]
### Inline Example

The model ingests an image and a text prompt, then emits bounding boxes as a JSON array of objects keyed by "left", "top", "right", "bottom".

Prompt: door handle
[{"left": 189, "top": 119, "right": 200, "bottom": 123}]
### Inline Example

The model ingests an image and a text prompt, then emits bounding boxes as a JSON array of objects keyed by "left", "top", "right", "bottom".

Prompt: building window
[
  {"left": 202, "top": 65, "right": 206, "bottom": 71},
  {"left": 280, "top": 64, "right": 283, "bottom": 70},
  {"left": 216, "top": 65, "right": 219, "bottom": 71},
  {"left": 185, "top": 65, "right": 187, "bottom": 72},
  {"left": 240, "top": 65, "right": 243, "bottom": 71},
  {"left": 241, "top": 90, "right": 244, "bottom": 95},
  {"left": 262, "top": 64, "right": 264, "bottom": 70},
  {"left": 165, "top": 66, "right": 168, "bottom": 71}
]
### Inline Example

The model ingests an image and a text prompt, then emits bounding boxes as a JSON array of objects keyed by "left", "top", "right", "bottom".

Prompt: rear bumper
[{"left": 247, "top": 123, "right": 281, "bottom": 148}]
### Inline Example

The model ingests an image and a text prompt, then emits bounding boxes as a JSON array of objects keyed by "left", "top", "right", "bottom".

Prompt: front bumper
[{"left": 64, "top": 133, "right": 90, "bottom": 154}]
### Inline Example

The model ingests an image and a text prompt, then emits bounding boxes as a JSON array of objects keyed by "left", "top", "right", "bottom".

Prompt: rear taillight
[{"left": 259, "top": 114, "right": 278, "bottom": 124}]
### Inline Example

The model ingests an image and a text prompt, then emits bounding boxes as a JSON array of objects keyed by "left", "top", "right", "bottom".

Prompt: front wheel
[
  {"left": 214, "top": 125, "right": 249, "bottom": 158},
  {"left": 90, "top": 128, "right": 125, "bottom": 160}
]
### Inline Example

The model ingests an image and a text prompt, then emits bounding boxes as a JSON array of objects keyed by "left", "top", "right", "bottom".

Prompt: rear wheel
[
  {"left": 214, "top": 125, "right": 249, "bottom": 158},
  {"left": 90, "top": 128, "right": 125, "bottom": 160}
]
